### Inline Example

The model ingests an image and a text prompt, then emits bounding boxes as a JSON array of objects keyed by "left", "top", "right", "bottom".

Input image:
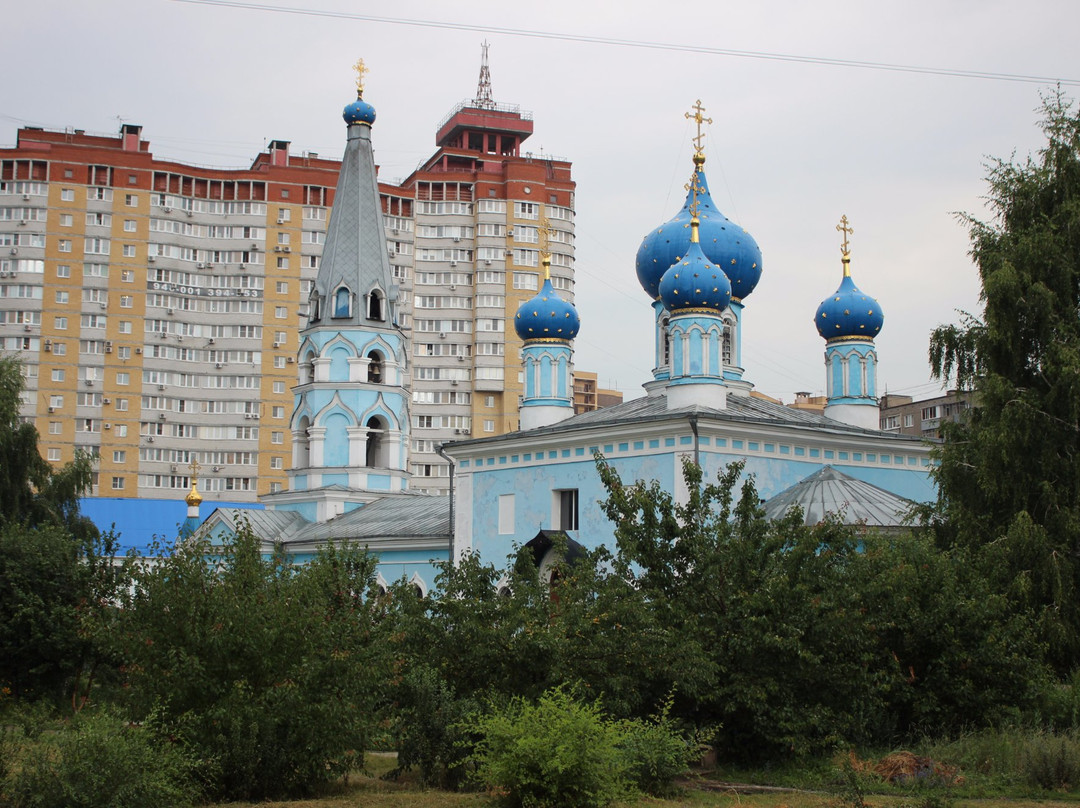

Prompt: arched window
[
  {"left": 301, "top": 351, "right": 316, "bottom": 384},
  {"left": 367, "top": 350, "right": 383, "bottom": 384},
  {"left": 367, "top": 289, "right": 384, "bottom": 321},
  {"left": 660, "top": 315, "right": 671, "bottom": 368},
  {"left": 722, "top": 323, "right": 733, "bottom": 366},
  {"left": 332, "top": 286, "right": 351, "bottom": 318},
  {"left": 365, "top": 415, "right": 388, "bottom": 468},
  {"left": 309, "top": 293, "right": 321, "bottom": 322},
  {"left": 296, "top": 415, "right": 311, "bottom": 469}
]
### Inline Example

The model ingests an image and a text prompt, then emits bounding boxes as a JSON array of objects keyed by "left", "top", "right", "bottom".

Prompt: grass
[{"left": 215, "top": 750, "right": 1080, "bottom": 808}]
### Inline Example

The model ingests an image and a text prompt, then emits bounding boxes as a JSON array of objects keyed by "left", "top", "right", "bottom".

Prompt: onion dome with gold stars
[
  {"left": 815, "top": 215, "right": 883, "bottom": 341},
  {"left": 658, "top": 214, "right": 733, "bottom": 314},
  {"left": 635, "top": 101, "right": 762, "bottom": 303},
  {"left": 343, "top": 58, "right": 376, "bottom": 126},
  {"left": 514, "top": 258, "right": 580, "bottom": 341}
]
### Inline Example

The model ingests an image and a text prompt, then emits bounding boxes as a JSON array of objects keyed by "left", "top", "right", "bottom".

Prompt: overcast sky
[{"left": 5, "top": 0, "right": 1079, "bottom": 402}]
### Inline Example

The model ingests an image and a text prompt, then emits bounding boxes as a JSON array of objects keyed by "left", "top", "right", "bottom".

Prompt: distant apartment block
[{"left": 879, "top": 391, "right": 975, "bottom": 437}]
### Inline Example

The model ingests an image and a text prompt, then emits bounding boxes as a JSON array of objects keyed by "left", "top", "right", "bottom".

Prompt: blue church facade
[{"left": 95, "top": 80, "right": 933, "bottom": 591}]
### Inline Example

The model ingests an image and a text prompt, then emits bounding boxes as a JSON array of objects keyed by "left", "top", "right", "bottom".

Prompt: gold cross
[
  {"left": 684, "top": 171, "right": 705, "bottom": 218},
  {"left": 837, "top": 214, "right": 853, "bottom": 257},
  {"left": 685, "top": 99, "right": 713, "bottom": 154},
  {"left": 188, "top": 457, "right": 202, "bottom": 480},
  {"left": 539, "top": 207, "right": 555, "bottom": 257},
  {"left": 352, "top": 58, "right": 369, "bottom": 96}
]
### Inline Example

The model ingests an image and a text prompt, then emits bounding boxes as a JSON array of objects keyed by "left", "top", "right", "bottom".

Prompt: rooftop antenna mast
[{"left": 474, "top": 40, "right": 495, "bottom": 109}]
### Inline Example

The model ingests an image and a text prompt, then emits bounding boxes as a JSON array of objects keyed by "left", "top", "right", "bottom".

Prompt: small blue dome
[
  {"left": 636, "top": 159, "right": 762, "bottom": 301},
  {"left": 514, "top": 277, "right": 580, "bottom": 341},
  {"left": 658, "top": 235, "right": 732, "bottom": 314},
  {"left": 815, "top": 272, "right": 883, "bottom": 340},
  {"left": 343, "top": 96, "right": 376, "bottom": 126}
]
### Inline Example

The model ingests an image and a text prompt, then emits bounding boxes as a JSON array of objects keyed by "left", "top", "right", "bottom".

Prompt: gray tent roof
[
  {"left": 762, "top": 465, "right": 915, "bottom": 527},
  {"left": 287, "top": 495, "right": 450, "bottom": 545}
]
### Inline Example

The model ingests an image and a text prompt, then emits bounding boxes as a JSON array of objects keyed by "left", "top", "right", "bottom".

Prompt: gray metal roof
[
  {"left": 762, "top": 465, "right": 916, "bottom": 527},
  {"left": 450, "top": 392, "right": 928, "bottom": 449},
  {"left": 202, "top": 508, "right": 309, "bottom": 541},
  {"left": 286, "top": 495, "right": 451, "bottom": 546},
  {"left": 314, "top": 122, "right": 397, "bottom": 321}
]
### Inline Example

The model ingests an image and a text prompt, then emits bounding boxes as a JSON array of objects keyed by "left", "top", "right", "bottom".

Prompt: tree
[
  {"left": 0, "top": 356, "right": 118, "bottom": 706},
  {"left": 113, "top": 527, "right": 393, "bottom": 801},
  {"left": 929, "top": 91, "right": 1080, "bottom": 669}
]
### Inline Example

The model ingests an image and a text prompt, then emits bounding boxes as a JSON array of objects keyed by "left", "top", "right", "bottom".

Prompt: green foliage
[
  {"left": 928, "top": 92, "right": 1080, "bottom": 670},
  {"left": 388, "top": 664, "right": 480, "bottom": 789},
  {"left": 1019, "top": 729, "right": 1080, "bottom": 790},
  {"left": 2, "top": 709, "right": 198, "bottom": 808},
  {"left": 615, "top": 698, "right": 703, "bottom": 797},
  {"left": 0, "top": 521, "right": 124, "bottom": 707},
  {"left": 113, "top": 528, "right": 392, "bottom": 801},
  {"left": 597, "top": 455, "right": 1044, "bottom": 759},
  {"left": 467, "top": 687, "right": 631, "bottom": 808}
]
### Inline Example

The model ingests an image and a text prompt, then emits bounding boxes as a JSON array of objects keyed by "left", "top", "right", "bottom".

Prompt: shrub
[
  {"left": 1020, "top": 729, "right": 1080, "bottom": 790},
  {"left": 3, "top": 710, "right": 198, "bottom": 808},
  {"left": 468, "top": 687, "right": 630, "bottom": 808},
  {"left": 615, "top": 698, "right": 702, "bottom": 797}
]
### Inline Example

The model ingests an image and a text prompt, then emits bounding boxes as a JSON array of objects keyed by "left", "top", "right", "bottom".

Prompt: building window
[
  {"left": 54, "top": 316, "right": 67, "bottom": 330},
  {"left": 275, "top": 306, "right": 287, "bottom": 319},
  {"left": 270, "top": 456, "right": 283, "bottom": 469},
  {"left": 111, "top": 477, "right": 125, "bottom": 490},
  {"left": 112, "top": 450, "right": 126, "bottom": 463},
  {"left": 47, "top": 448, "right": 61, "bottom": 462},
  {"left": 271, "top": 431, "right": 284, "bottom": 444},
  {"left": 51, "top": 369, "right": 64, "bottom": 382},
  {"left": 554, "top": 488, "right": 579, "bottom": 531},
  {"left": 498, "top": 493, "right": 515, "bottom": 535},
  {"left": 122, "top": 244, "right": 136, "bottom": 257},
  {"left": 333, "top": 286, "right": 351, "bottom": 318},
  {"left": 61, "top": 189, "right": 74, "bottom": 202},
  {"left": 58, "top": 239, "right": 72, "bottom": 253},
  {"left": 276, "top": 281, "right": 288, "bottom": 294},
  {"left": 124, "top": 219, "right": 136, "bottom": 232},
  {"left": 59, "top": 213, "right": 73, "bottom": 227},
  {"left": 125, "top": 194, "right": 137, "bottom": 206},
  {"left": 483, "top": 419, "right": 495, "bottom": 432},
  {"left": 56, "top": 265, "right": 71, "bottom": 278},
  {"left": 273, "top": 381, "right": 285, "bottom": 394},
  {"left": 48, "top": 421, "right": 62, "bottom": 435},
  {"left": 513, "top": 272, "right": 539, "bottom": 290},
  {"left": 272, "top": 406, "right": 284, "bottom": 419}
]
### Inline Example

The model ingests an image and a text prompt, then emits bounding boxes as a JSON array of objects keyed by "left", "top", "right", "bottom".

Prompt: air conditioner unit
[
  {"left": 147, "top": 436, "right": 154, "bottom": 442},
  {"left": 103, "top": 423, "right": 111, "bottom": 429},
  {"left": 208, "top": 338, "right": 214, "bottom": 345},
  {"left": 272, "top": 342, "right": 281, "bottom": 348},
  {"left": 286, "top": 356, "right": 294, "bottom": 363},
  {"left": 273, "top": 246, "right": 282, "bottom": 253},
  {"left": 244, "top": 413, "right": 253, "bottom": 420},
  {"left": 9, "top": 247, "right": 17, "bottom": 255},
  {"left": 451, "top": 380, "right": 459, "bottom": 386},
  {"left": 457, "top": 355, "right": 465, "bottom": 362},
  {"left": 238, "top": 264, "right": 245, "bottom": 271},
  {"left": 158, "top": 413, "right": 166, "bottom": 420},
  {"left": 148, "top": 255, "right": 155, "bottom": 262},
  {"left": 167, "top": 308, "right": 174, "bottom": 315},
  {"left": 163, "top": 207, "right": 172, "bottom": 213},
  {"left": 159, "top": 332, "right": 168, "bottom": 339},
  {"left": 277, "top": 217, "right": 286, "bottom": 225},
  {"left": 170, "top": 464, "right": 177, "bottom": 472},
  {"left": 104, "top": 344, "right": 112, "bottom": 354},
  {"left": 450, "top": 260, "right": 457, "bottom": 267},
  {"left": 196, "top": 262, "right": 205, "bottom": 268},
  {"left": 282, "top": 246, "right": 291, "bottom": 253},
  {"left": 453, "top": 236, "right": 461, "bottom": 243},
  {"left": 103, "top": 398, "right": 110, "bottom": 404},
  {"left": 17, "top": 220, "right": 26, "bottom": 226},
  {"left": 215, "top": 362, "right": 223, "bottom": 369},
  {"left": 507, "top": 228, "right": 514, "bottom": 236},
  {"left": 85, "top": 379, "right": 94, "bottom": 386},
  {"left": 43, "top": 340, "right": 51, "bottom": 352},
  {"left": 186, "top": 210, "right": 193, "bottom": 217},
  {"left": 449, "top": 284, "right": 456, "bottom": 291},
  {"left": 212, "top": 466, "right": 221, "bottom": 472},
  {"left": 157, "top": 384, "right": 165, "bottom": 390},
  {"left": 485, "top": 259, "right": 492, "bottom": 265},
  {"left": 47, "top": 406, "right": 55, "bottom": 414},
  {"left": 135, "top": 346, "right": 142, "bottom": 354},
  {"left": 391, "top": 227, "right": 399, "bottom": 234},
  {"left": 439, "top": 332, "right": 446, "bottom": 339},
  {"left": 99, "top": 301, "right": 107, "bottom": 309},
  {"left": 23, "top": 325, "right": 30, "bottom": 332},
  {"left": 22, "top": 194, "right": 30, "bottom": 201},
  {"left": 251, "top": 243, "right": 258, "bottom": 250}
]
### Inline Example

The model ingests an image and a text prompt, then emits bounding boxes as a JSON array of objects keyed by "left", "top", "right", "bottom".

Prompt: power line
[{"left": 171, "top": 0, "right": 1080, "bottom": 87}]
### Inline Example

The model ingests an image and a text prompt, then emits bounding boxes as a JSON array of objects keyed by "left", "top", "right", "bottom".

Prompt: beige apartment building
[{"left": 0, "top": 86, "right": 575, "bottom": 499}]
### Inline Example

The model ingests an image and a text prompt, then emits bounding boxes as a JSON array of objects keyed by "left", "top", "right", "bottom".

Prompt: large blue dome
[
  {"left": 636, "top": 156, "right": 762, "bottom": 302},
  {"left": 343, "top": 96, "right": 376, "bottom": 126},
  {"left": 658, "top": 231, "right": 732, "bottom": 314},
  {"left": 815, "top": 272, "right": 883, "bottom": 341},
  {"left": 514, "top": 276, "right": 580, "bottom": 341}
]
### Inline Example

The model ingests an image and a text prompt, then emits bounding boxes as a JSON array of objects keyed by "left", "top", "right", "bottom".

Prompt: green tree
[
  {"left": 114, "top": 528, "right": 392, "bottom": 800},
  {"left": 0, "top": 356, "right": 119, "bottom": 707},
  {"left": 929, "top": 92, "right": 1080, "bottom": 669}
]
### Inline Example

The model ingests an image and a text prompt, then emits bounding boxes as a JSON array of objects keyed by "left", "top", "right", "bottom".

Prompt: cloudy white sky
[{"left": 5, "top": 1, "right": 1079, "bottom": 402}]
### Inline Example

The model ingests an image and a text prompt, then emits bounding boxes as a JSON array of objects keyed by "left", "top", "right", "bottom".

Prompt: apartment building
[
  {"left": 0, "top": 85, "right": 574, "bottom": 499},
  {"left": 879, "top": 391, "right": 975, "bottom": 437}
]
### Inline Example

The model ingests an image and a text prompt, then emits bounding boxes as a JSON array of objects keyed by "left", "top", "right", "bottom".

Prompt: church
[{"left": 193, "top": 75, "right": 934, "bottom": 590}]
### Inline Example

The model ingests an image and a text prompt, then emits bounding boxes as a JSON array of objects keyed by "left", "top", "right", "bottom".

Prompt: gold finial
[
  {"left": 836, "top": 215, "right": 853, "bottom": 276},
  {"left": 352, "top": 58, "right": 369, "bottom": 98},
  {"left": 685, "top": 99, "right": 713, "bottom": 156},
  {"left": 541, "top": 252, "right": 551, "bottom": 281},
  {"left": 539, "top": 206, "right": 555, "bottom": 267}
]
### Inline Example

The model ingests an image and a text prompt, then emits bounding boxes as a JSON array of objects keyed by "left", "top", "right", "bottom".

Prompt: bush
[
  {"left": 3, "top": 710, "right": 198, "bottom": 808},
  {"left": 468, "top": 688, "right": 630, "bottom": 808},
  {"left": 615, "top": 698, "right": 702, "bottom": 797},
  {"left": 1020, "top": 729, "right": 1080, "bottom": 790}
]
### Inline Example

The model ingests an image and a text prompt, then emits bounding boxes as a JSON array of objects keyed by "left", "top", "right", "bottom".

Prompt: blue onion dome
[
  {"left": 815, "top": 261, "right": 884, "bottom": 340},
  {"left": 658, "top": 217, "right": 733, "bottom": 314},
  {"left": 635, "top": 153, "right": 762, "bottom": 301},
  {"left": 514, "top": 261, "right": 580, "bottom": 341},
  {"left": 343, "top": 93, "right": 376, "bottom": 126}
]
